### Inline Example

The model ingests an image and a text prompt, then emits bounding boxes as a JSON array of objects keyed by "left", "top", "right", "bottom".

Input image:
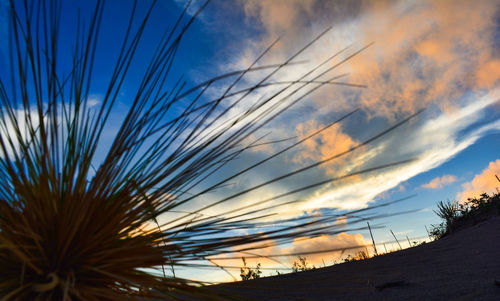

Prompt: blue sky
[{"left": 1, "top": 0, "right": 499, "bottom": 282}]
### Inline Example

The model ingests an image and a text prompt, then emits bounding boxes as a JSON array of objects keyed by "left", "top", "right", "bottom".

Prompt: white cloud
[{"left": 302, "top": 91, "right": 500, "bottom": 211}]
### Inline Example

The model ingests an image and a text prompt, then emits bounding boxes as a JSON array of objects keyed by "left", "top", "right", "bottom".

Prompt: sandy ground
[{"left": 213, "top": 215, "right": 500, "bottom": 300}]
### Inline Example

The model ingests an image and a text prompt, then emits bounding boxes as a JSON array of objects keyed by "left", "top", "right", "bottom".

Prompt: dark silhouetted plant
[
  {"left": 344, "top": 250, "right": 370, "bottom": 262},
  {"left": 292, "top": 256, "right": 315, "bottom": 272},
  {"left": 0, "top": 0, "right": 422, "bottom": 299},
  {"left": 434, "top": 200, "right": 459, "bottom": 230},
  {"left": 412, "top": 241, "right": 426, "bottom": 247},
  {"left": 239, "top": 257, "right": 262, "bottom": 281},
  {"left": 431, "top": 192, "right": 500, "bottom": 239}
]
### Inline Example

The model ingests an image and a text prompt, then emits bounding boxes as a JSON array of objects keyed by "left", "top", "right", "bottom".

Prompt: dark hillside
[{"left": 214, "top": 213, "right": 500, "bottom": 300}]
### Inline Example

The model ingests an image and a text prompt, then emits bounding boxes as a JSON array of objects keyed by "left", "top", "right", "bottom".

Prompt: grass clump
[{"left": 430, "top": 192, "right": 500, "bottom": 239}]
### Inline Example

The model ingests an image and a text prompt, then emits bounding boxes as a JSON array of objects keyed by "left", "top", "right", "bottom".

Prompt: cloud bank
[{"left": 210, "top": 0, "right": 500, "bottom": 214}]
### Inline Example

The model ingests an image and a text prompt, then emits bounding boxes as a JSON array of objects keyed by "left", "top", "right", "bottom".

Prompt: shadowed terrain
[{"left": 214, "top": 213, "right": 500, "bottom": 300}]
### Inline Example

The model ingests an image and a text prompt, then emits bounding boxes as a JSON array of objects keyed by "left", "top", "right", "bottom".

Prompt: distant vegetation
[
  {"left": 239, "top": 255, "right": 316, "bottom": 281},
  {"left": 292, "top": 256, "right": 316, "bottom": 272},
  {"left": 431, "top": 192, "right": 500, "bottom": 239},
  {"left": 239, "top": 252, "right": 375, "bottom": 281},
  {"left": 240, "top": 258, "right": 262, "bottom": 281},
  {"left": 344, "top": 250, "right": 370, "bottom": 262}
]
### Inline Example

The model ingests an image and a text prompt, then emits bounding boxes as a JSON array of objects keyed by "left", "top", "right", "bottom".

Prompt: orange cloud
[
  {"left": 421, "top": 175, "right": 457, "bottom": 189},
  {"left": 284, "top": 232, "right": 369, "bottom": 266},
  {"left": 240, "top": 0, "right": 499, "bottom": 120},
  {"left": 457, "top": 159, "right": 500, "bottom": 201},
  {"left": 209, "top": 231, "right": 370, "bottom": 275},
  {"left": 475, "top": 59, "right": 500, "bottom": 89},
  {"left": 346, "top": 0, "right": 497, "bottom": 118},
  {"left": 293, "top": 120, "right": 358, "bottom": 175}
]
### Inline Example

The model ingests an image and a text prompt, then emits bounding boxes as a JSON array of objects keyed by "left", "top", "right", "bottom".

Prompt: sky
[
  {"left": 1, "top": 0, "right": 499, "bottom": 283},
  {"left": 166, "top": 0, "right": 500, "bottom": 282}
]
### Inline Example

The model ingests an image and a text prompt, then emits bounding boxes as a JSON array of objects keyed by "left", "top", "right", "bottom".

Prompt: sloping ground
[{"left": 213, "top": 215, "right": 500, "bottom": 300}]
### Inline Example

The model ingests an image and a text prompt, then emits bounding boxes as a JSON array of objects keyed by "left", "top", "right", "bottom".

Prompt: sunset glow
[{"left": 0, "top": 0, "right": 498, "bottom": 286}]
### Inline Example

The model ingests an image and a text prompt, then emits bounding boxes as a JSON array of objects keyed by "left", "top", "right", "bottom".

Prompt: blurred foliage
[
  {"left": 292, "top": 256, "right": 315, "bottom": 272},
  {"left": 240, "top": 258, "right": 262, "bottom": 281}
]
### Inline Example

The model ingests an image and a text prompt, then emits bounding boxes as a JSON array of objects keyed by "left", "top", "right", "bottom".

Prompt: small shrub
[
  {"left": 344, "top": 250, "right": 370, "bottom": 262},
  {"left": 240, "top": 257, "right": 262, "bottom": 281},
  {"left": 292, "top": 256, "right": 315, "bottom": 272},
  {"left": 429, "top": 222, "right": 446, "bottom": 240},
  {"left": 434, "top": 200, "right": 459, "bottom": 232},
  {"left": 431, "top": 192, "right": 500, "bottom": 239}
]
